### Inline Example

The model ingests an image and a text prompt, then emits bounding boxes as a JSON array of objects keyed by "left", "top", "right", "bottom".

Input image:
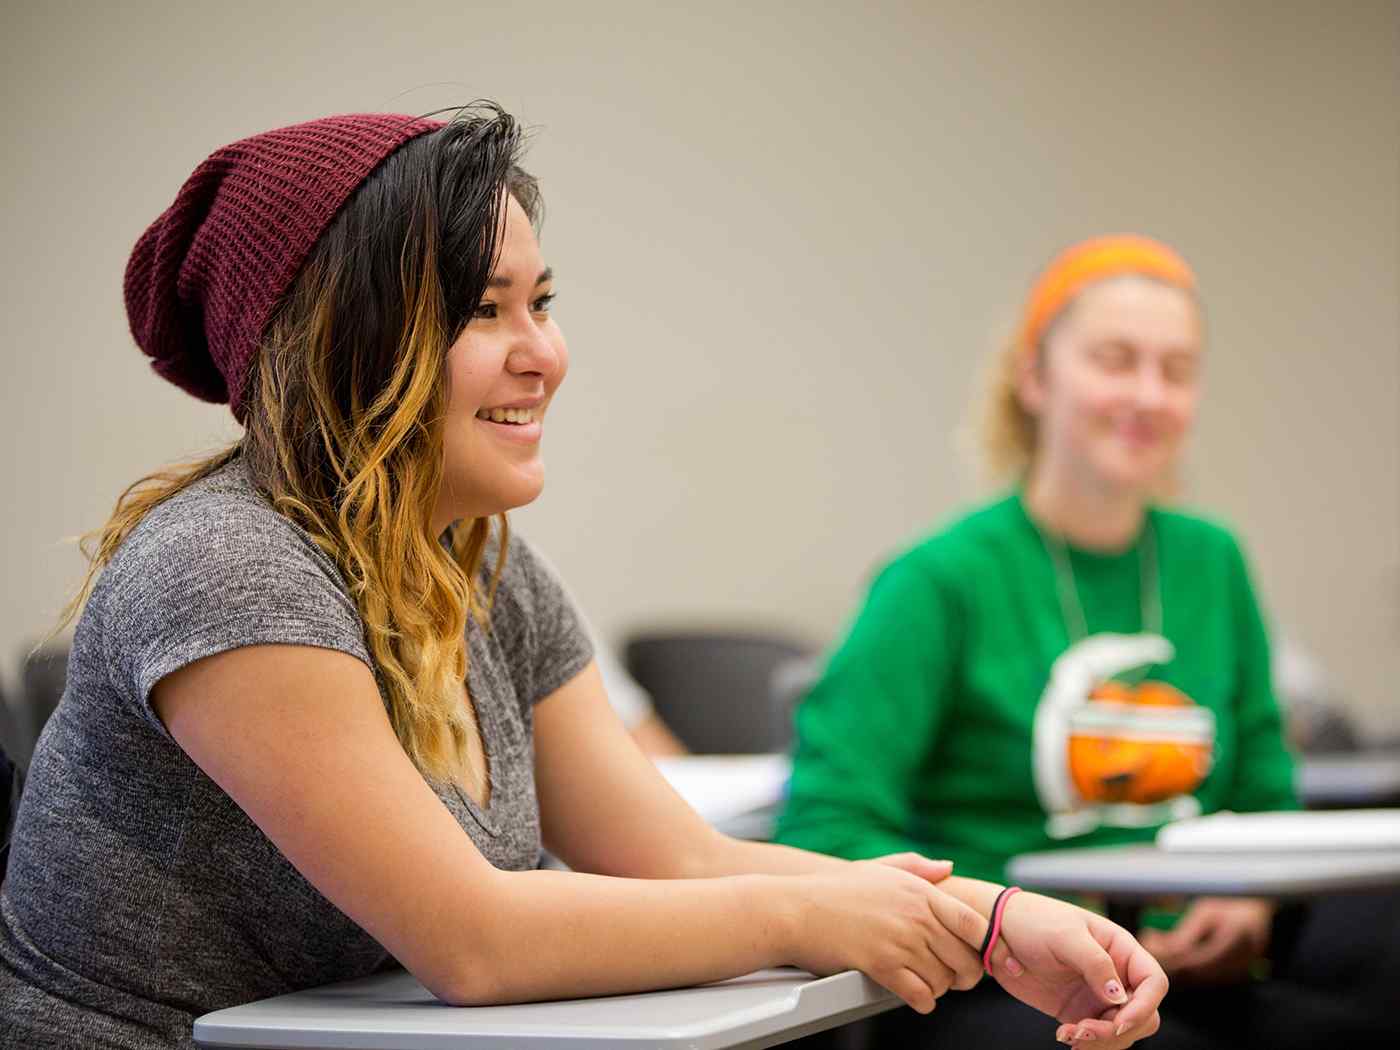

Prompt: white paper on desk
[
  {"left": 653, "top": 754, "right": 792, "bottom": 825},
  {"left": 1157, "top": 809, "right": 1400, "bottom": 853}
]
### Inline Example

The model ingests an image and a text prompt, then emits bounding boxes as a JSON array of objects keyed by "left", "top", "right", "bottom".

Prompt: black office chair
[
  {"left": 1, "top": 685, "right": 23, "bottom": 884},
  {"left": 10, "top": 643, "right": 69, "bottom": 770},
  {"left": 622, "top": 630, "right": 817, "bottom": 754},
  {"left": 0, "top": 681, "right": 24, "bottom": 774}
]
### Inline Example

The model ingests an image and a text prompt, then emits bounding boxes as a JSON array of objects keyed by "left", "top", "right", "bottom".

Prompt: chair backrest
[
  {"left": 1, "top": 685, "right": 22, "bottom": 884},
  {"left": 622, "top": 631, "right": 816, "bottom": 754},
  {"left": 9, "top": 643, "right": 69, "bottom": 769},
  {"left": 0, "top": 682, "right": 24, "bottom": 774}
]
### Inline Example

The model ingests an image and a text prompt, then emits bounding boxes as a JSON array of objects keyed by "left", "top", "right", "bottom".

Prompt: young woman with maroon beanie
[{"left": 0, "top": 105, "right": 1167, "bottom": 1049}]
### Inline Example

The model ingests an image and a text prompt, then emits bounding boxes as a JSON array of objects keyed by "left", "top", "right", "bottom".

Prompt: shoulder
[
  {"left": 882, "top": 492, "right": 1025, "bottom": 588},
  {"left": 1151, "top": 504, "right": 1249, "bottom": 566},
  {"left": 479, "top": 528, "right": 573, "bottom": 629},
  {"left": 99, "top": 458, "right": 352, "bottom": 614},
  {"left": 89, "top": 460, "right": 369, "bottom": 696},
  {"left": 70, "top": 458, "right": 374, "bottom": 725}
]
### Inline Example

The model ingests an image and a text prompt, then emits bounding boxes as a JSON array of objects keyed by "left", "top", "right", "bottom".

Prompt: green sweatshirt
[{"left": 774, "top": 493, "right": 1298, "bottom": 886}]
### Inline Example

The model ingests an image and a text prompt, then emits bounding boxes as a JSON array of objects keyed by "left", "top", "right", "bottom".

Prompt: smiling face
[
  {"left": 433, "top": 194, "right": 567, "bottom": 531},
  {"left": 1019, "top": 275, "right": 1203, "bottom": 497}
]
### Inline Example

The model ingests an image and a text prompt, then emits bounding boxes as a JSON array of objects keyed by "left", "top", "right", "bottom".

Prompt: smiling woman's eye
[
  {"left": 1090, "top": 343, "right": 1135, "bottom": 371},
  {"left": 472, "top": 302, "right": 498, "bottom": 320},
  {"left": 1163, "top": 354, "right": 1200, "bottom": 385},
  {"left": 531, "top": 292, "right": 556, "bottom": 314}
]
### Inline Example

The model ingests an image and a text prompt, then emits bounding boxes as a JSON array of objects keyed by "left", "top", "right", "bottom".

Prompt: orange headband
[{"left": 1018, "top": 234, "right": 1197, "bottom": 354}]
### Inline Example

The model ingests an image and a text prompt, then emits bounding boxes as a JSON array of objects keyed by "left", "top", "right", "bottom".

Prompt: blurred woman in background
[{"left": 777, "top": 235, "right": 1396, "bottom": 1047}]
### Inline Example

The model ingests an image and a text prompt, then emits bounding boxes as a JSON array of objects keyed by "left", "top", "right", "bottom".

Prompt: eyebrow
[{"left": 487, "top": 267, "right": 552, "bottom": 290}]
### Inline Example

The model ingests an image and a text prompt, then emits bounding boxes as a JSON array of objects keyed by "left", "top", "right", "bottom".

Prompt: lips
[{"left": 1117, "top": 421, "right": 1161, "bottom": 447}]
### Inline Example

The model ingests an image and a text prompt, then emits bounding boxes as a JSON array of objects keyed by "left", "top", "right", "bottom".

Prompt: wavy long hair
[{"left": 60, "top": 104, "right": 541, "bottom": 787}]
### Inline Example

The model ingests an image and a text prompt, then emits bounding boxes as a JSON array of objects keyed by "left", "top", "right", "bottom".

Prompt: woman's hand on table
[
  {"left": 782, "top": 859, "right": 987, "bottom": 1015},
  {"left": 1138, "top": 896, "right": 1274, "bottom": 985},
  {"left": 988, "top": 891, "right": 1167, "bottom": 1049}
]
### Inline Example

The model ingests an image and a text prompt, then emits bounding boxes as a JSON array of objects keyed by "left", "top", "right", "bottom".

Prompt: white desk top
[
  {"left": 1008, "top": 844, "right": 1400, "bottom": 899},
  {"left": 652, "top": 754, "right": 790, "bottom": 825},
  {"left": 194, "top": 967, "right": 896, "bottom": 1050}
]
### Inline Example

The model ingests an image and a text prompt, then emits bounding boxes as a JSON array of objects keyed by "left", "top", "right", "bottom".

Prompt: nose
[
  {"left": 1134, "top": 362, "right": 1168, "bottom": 411},
  {"left": 506, "top": 316, "right": 563, "bottom": 382}
]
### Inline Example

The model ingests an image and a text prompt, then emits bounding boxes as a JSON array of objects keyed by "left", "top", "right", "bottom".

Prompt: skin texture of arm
[
  {"left": 151, "top": 645, "right": 982, "bottom": 1008},
  {"left": 628, "top": 711, "right": 689, "bottom": 757}
]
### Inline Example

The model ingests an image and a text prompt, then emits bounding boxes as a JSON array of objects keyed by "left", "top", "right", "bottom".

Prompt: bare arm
[
  {"left": 629, "top": 710, "right": 689, "bottom": 757},
  {"left": 152, "top": 646, "right": 977, "bottom": 1008}
]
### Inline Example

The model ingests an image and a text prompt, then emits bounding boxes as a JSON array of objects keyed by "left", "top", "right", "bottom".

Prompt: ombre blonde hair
[{"left": 59, "top": 108, "right": 539, "bottom": 787}]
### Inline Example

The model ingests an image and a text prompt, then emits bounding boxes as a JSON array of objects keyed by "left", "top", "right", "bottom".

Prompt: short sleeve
[
  {"left": 487, "top": 535, "right": 595, "bottom": 707},
  {"left": 99, "top": 493, "right": 374, "bottom": 737}
]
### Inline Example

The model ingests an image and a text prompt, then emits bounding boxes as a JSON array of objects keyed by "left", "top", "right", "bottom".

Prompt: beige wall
[{"left": 3, "top": 1, "right": 1397, "bottom": 734}]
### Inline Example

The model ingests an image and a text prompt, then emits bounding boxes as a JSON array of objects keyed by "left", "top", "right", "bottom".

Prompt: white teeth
[{"left": 476, "top": 407, "right": 536, "bottom": 424}]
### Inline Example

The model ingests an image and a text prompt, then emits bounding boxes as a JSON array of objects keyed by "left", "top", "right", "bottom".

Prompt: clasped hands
[{"left": 865, "top": 853, "right": 1169, "bottom": 1049}]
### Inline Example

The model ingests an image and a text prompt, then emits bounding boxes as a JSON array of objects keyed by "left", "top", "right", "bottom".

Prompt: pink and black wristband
[{"left": 979, "top": 885, "right": 1022, "bottom": 973}]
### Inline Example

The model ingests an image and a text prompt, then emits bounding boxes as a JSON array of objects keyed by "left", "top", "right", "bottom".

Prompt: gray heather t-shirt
[{"left": 0, "top": 458, "right": 593, "bottom": 1049}]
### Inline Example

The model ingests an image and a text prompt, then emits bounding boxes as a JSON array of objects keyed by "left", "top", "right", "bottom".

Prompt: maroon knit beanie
[{"left": 124, "top": 113, "right": 443, "bottom": 420}]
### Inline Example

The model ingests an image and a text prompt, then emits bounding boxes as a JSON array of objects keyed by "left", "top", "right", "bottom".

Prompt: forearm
[
  {"left": 695, "top": 839, "right": 1005, "bottom": 911},
  {"left": 687, "top": 839, "right": 1009, "bottom": 927},
  {"left": 452, "top": 868, "right": 794, "bottom": 1005},
  {"left": 936, "top": 875, "right": 1005, "bottom": 921},
  {"left": 688, "top": 835, "right": 854, "bottom": 878}
]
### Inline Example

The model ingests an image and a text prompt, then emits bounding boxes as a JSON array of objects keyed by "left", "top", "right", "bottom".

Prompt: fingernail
[
  {"left": 1006, "top": 956, "right": 1025, "bottom": 977},
  {"left": 1076, "top": 1027, "right": 1096, "bottom": 1041},
  {"left": 1105, "top": 979, "right": 1127, "bottom": 1003},
  {"left": 1115, "top": 1024, "right": 1130, "bottom": 1037},
  {"left": 1056, "top": 1033, "right": 1073, "bottom": 1045}
]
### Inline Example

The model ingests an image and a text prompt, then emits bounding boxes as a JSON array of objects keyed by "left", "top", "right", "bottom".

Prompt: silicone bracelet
[{"left": 980, "top": 885, "right": 1022, "bottom": 973}]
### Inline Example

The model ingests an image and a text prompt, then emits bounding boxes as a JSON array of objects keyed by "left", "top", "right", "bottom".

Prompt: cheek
[
  {"left": 1052, "top": 375, "right": 1122, "bottom": 438},
  {"left": 444, "top": 333, "right": 510, "bottom": 418},
  {"left": 1161, "top": 389, "right": 1200, "bottom": 437},
  {"left": 447, "top": 360, "right": 488, "bottom": 408}
]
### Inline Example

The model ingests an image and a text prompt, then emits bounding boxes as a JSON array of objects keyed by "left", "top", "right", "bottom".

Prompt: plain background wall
[{"left": 3, "top": 0, "right": 1397, "bottom": 734}]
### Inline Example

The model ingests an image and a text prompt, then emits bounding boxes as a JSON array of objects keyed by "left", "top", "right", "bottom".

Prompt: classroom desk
[
  {"left": 193, "top": 966, "right": 897, "bottom": 1050},
  {"left": 1297, "top": 749, "right": 1400, "bottom": 808},
  {"left": 1007, "top": 842, "right": 1400, "bottom": 922}
]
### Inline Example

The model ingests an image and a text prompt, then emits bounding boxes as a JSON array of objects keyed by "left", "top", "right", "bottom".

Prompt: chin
[
  {"left": 496, "top": 474, "right": 546, "bottom": 513},
  {"left": 440, "top": 472, "right": 545, "bottom": 521},
  {"left": 1095, "top": 452, "right": 1167, "bottom": 495}
]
